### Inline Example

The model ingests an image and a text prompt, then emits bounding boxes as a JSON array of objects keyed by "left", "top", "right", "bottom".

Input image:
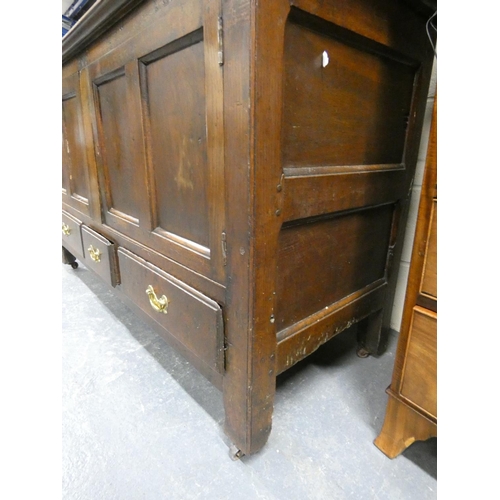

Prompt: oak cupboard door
[
  {"left": 62, "top": 71, "right": 93, "bottom": 218},
  {"left": 87, "top": 0, "right": 226, "bottom": 283}
]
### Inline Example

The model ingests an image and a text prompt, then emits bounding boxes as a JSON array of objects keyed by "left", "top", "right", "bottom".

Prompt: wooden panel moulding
[
  {"left": 140, "top": 30, "right": 210, "bottom": 248},
  {"left": 275, "top": 204, "right": 394, "bottom": 331},
  {"left": 282, "top": 15, "right": 417, "bottom": 169},
  {"left": 93, "top": 67, "right": 142, "bottom": 225},
  {"left": 62, "top": 89, "right": 90, "bottom": 206}
]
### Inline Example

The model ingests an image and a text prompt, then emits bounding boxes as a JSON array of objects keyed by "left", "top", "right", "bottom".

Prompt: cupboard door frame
[
  {"left": 62, "top": 68, "right": 100, "bottom": 219},
  {"left": 86, "top": 0, "right": 226, "bottom": 283}
]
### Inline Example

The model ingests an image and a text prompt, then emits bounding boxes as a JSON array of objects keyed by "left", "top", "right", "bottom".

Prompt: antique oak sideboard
[{"left": 62, "top": 0, "right": 436, "bottom": 457}]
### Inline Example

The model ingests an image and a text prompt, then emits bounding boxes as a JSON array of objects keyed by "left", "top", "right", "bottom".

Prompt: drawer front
[
  {"left": 400, "top": 306, "right": 437, "bottom": 419},
  {"left": 420, "top": 200, "right": 437, "bottom": 299},
  {"left": 62, "top": 211, "right": 84, "bottom": 256},
  {"left": 117, "top": 248, "right": 224, "bottom": 373},
  {"left": 81, "top": 226, "right": 119, "bottom": 287}
]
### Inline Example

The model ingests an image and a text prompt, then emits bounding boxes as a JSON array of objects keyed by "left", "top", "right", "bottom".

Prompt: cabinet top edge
[{"left": 62, "top": 0, "right": 146, "bottom": 65}]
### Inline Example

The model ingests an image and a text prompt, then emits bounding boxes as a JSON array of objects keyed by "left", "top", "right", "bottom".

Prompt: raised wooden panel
[
  {"left": 282, "top": 16, "right": 416, "bottom": 168},
  {"left": 94, "top": 68, "right": 145, "bottom": 226},
  {"left": 62, "top": 126, "right": 70, "bottom": 195},
  {"left": 275, "top": 204, "right": 394, "bottom": 331},
  {"left": 140, "top": 29, "right": 210, "bottom": 250},
  {"left": 420, "top": 200, "right": 437, "bottom": 298},
  {"left": 400, "top": 307, "right": 437, "bottom": 418},
  {"left": 62, "top": 92, "right": 90, "bottom": 206}
]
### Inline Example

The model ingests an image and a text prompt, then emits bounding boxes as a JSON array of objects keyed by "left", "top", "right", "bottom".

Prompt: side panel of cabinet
[
  {"left": 275, "top": 7, "right": 423, "bottom": 344},
  {"left": 282, "top": 19, "right": 415, "bottom": 169}
]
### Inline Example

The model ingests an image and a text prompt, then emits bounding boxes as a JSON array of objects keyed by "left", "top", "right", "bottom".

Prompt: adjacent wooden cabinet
[
  {"left": 375, "top": 96, "right": 437, "bottom": 458},
  {"left": 62, "top": 0, "right": 435, "bottom": 456}
]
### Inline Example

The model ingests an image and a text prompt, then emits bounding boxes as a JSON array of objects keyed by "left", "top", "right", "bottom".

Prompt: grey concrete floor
[{"left": 62, "top": 260, "right": 437, "bottom": 499}]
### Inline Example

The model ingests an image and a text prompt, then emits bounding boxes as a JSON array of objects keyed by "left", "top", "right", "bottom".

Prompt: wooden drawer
[
  {"left": 420, "top": 200, "right": 437, "bottom": 299},
  {"left": 81, "top": 226, "right": 120, "bottom": 287},
  {"left": 117, "top": 248, "right": 224, "bottom": 373},
  {"left": 62, "top": 211, "right": 84, "bottom": 257},
  {"left": 400, "top": 306, "right": 437, "bottom": 419}
]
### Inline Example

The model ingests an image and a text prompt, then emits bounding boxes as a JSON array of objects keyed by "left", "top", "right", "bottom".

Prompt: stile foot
[
  {"left": 229, "top": 444, "right": 244, "bottom": 461},
  {"left": 356, "top": 346, "right": 370, "bottom": 358},
  {"left": 357, "top": 309, "right": 387, "bottom": 356},
  {"left": 62, "top": 246, "right": 78, "bottom": 270}
]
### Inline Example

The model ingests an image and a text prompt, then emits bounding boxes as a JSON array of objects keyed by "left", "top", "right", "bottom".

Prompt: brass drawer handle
[
  {"left": 62, "top": 223, "right": 71, "bottom": 236},
  {"left": 88, "top": 245, "right": 101, "bottom": 263},
  {"left": 146, "top": 285, "right": 169, "bottom": 314}
]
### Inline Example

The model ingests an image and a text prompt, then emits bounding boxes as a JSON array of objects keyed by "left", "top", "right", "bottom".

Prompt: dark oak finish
[
  {"left": 81, "top": 226, "right": 120, "bottom": 287},
  {"left": 375, "top": 96, "right": 437, "bottom": 458},
  {"left": 282, "top": 14, "right": 415, "bottom": 168},
  {"left": 62, "top": 0, "right": 147, "bottom": 64},
  {"left": 62, "top": 210, "right": 84, "bottom": 257},
  {"left": 276, "top": 206, "right": 393, "bottom": 332},
  {"left": 62, "top": 74, "right": 91, "bottom": 216},
  {"left": 118, "top": 248, "right": 225, "bottom": 374},
  {"left": 62, "top": 0, "right": 435, "bottom": 456}
]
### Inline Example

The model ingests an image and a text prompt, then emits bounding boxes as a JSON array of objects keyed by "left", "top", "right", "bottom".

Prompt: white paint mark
[{"left": 322, "top": 50, "right": 329, "bottom": 68}]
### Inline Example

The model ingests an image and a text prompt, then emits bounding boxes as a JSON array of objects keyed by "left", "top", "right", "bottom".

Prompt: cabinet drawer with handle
[
  {"left": 117, "top": 248, "right": 224, "bottom": 373},
  {"left": 81, "top": 225, "right": 120, "bottom": 287},
  {"left": 62, "top": 211, "right": 84, "bottom": 257}
]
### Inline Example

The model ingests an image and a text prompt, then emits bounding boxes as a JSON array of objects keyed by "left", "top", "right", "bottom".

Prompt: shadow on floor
[
  {"left": 402, "top": 438, "right": 437, "bottom": 479},
  {"left": 276, "top": 324, "right": 358, "bottom": 389},
  {"left": 65, "top": 261, "right": 437, "bottom": 478},
  {"left": 276, "top": 326, "right": 437, "bottom": 480},
  {"left": 66, "top": 263, "right": 225, "bottom": 425}
]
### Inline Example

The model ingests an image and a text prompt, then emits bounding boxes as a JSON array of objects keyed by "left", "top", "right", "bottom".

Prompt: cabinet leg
[
  {"left": 357, "top": 309, "right": 387, "bottom": 356},
  {"left": 62, "top": 246, "right": 78, "bottom": 269},
  {"left": 222, "top": 334, "right": 276, "bottom": 456},
  {"left": 228, "top": 444, "right": 244, "bottom": 461},
  {"left": 223, "top": 368, "right": 275, "bottom": 456},
  {"left": 374, "top": 392, "right": 437, "bottom": 458}
]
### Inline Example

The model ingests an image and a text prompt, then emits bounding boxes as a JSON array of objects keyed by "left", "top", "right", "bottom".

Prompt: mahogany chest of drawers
[
  {"left": 62, "top": 0, "right": 435, "bottom": 456},
  {"left": 375, "top": 96, "right": 437, "bottom": 458}
]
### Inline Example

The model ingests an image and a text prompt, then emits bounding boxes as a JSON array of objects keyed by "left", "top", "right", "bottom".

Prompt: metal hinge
[
  {"left": 217, "top": 16, "right": 224, "bottom": 66},
  {"left": 221, "top": 231, "right": 227, "bottom": 266}
]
